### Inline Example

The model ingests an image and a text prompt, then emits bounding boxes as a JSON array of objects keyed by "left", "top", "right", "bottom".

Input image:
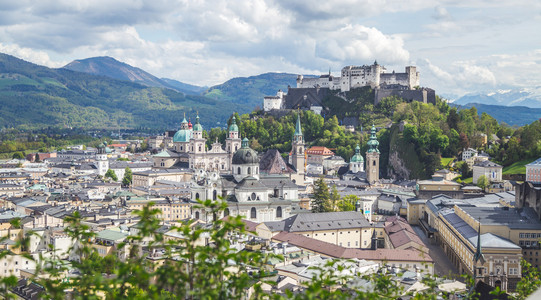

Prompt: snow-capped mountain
[{"left": 452, "top": 87, "right": 541, "bottom": 108}]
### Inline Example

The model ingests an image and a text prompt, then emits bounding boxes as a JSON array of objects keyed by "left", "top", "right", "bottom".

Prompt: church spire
[
  {"left": 474, "top": 219, "right": 485, "bottom": 264},
  {"left": 295, "top": 112, "right": 303, "bottom": 137},
  {"left": 367, "top": 124, "right": 379, "bottom": 153}
]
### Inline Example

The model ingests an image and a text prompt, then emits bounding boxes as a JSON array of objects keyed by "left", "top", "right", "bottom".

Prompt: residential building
[{"left": 473, "top": 160, "right": 502, "bottom": 184}]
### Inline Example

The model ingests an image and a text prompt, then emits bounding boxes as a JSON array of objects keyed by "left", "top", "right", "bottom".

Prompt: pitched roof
[
  {"left": 272, "top": 232, "right": 432, "bottom": 263},
  {"left": 259, "top": 149, "right": 295, "bottom": 174}
]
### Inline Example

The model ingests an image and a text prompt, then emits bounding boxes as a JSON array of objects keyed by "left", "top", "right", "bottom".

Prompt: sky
[{"left": 0, "top": 0, "right": 540, "bottom": 98}]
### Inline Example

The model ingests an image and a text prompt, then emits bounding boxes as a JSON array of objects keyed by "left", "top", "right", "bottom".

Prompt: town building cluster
[{"left": 0, "top": 110, "right": 540, "bottom": 297}]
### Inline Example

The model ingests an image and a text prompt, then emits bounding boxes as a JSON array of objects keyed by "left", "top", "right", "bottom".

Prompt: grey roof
[
  {"left": 459, "top": 206, "right": 541, "bottom": 230},
  {"left": 268, "top": 211, "right": 371, "bottom": 232},
  {"left": 468, "top": 233, "right": 521, "bottom": 249},
  {"left": 526, "top": 158, "right": 541, "bottom": 166},
  {"left": 235, "top": 177, "right": 268, "bottom": 190},
  {"left": 473, "top": 160, "right": 502, "bottom": 168}
]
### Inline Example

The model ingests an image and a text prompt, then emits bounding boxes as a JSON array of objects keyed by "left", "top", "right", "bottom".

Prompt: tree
[
  {"left": 339, "top": 195, "right": 359, "bottom": 211},
  {"left": 12, "top": 152, "right": 24, "bottom": 159},
  {"left": 515, "top": 259, "right": 541, "bottom": 299},
  {"left": 312, "top": 177, "right": 331, "bottom": 213},
  {"left": 477, "top": 174, "right": 489, "bottom": 190},
  {"left": 122, "top": 167, "right": 132, "bottom": 186},
  {"left": 328, "top": 185, "right": 341, "bottom": 212},
  {"left": 104, "top": 169, "right": 117, "bottom": 181}
]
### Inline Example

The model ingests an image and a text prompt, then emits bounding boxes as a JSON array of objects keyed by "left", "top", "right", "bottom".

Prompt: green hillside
[
  {"left": 204, "top": 72, "right": 302, "bottom": 108},
  {"left": 0, "top": 53, "right": 248, "bottom": 129}
]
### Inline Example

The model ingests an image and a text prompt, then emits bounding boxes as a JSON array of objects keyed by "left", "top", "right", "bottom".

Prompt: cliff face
[{"left": 385, "top": 124, "right": 426, "bottom": 180}]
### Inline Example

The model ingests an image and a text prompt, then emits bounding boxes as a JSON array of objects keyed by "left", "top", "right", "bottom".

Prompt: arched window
[
  {"left": 195, "top": 193, "right": 200, "bottom": 199},
  {"left": 195, "top": 211, "right": 200, "bottom": 219},
  {"left": 373, "top": 160, "right": 376, "bottom": 166},
  {"left": 224, "top": 208, "right": 230, "bottom": 217},
  {"left": 198, "top": 146, "right": 202, "bottom": 152},
  {"left": 250, "top": 207, "right": 257, "bottom": 219},
  {"left": 238, "top": 167, "right": 241, "bottom": 174},
  {"left": 276, "top": 206, "right": 282, "bottom": 218},
  {"left": 213, "top": 190, "right": 217, "bottom": 200},
  {"left": 235, "top": 146, "right": 238, "bottom": 151},
  {"left": 248, "top": 167, "right": 251, "bottom": 174}
]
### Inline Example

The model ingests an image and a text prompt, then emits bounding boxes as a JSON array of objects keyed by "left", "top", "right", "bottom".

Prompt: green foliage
[
  {"left": 503, "top": 159, "right": 536, "bottom": 175},
  {"left": 339, "top": 195, "right": 359, "bottom": 212},
  {"left": 122, "top": 167, "right": 132, "bottom": 186},
  {"left": 105, "top": 169, "right": 118, "bottom": 181},
  {"left": 312, "top": 177, "right": 331, "bottom": 213},
  {"left": 476, "top": 175, "right": 489, "bottom": 190},
  {"left": 11, "top": 151, "right": 24, "bottom": 159},
  {"left": 514, "top": 259, "right": 541, "bottom": 300}
]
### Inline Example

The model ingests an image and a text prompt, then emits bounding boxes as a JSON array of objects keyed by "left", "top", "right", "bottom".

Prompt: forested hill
[
  {"left": 204, "top": 73, "right": 306, "bottom": 108},
  {"left": 0, "top": 53, "right": 247, "bottom": 129},
  {"left": 215, "top": 92, "right": 540, "bottom": 180}
]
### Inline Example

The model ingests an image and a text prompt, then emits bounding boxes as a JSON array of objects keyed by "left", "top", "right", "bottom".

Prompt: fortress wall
[{"left": 375, "top": 89, "right": 435, "bottom": 105}]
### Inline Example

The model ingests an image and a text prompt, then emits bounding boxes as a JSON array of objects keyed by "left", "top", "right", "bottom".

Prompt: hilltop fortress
[
  {"left": 264, "top": 61, "right": 435, "bottom": 113},
  {"left": 297, "top": 61, "right": 419, "bottom": 91}
]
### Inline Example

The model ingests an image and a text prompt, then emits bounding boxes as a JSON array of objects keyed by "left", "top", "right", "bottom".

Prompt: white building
[
  {"left": 526, "top": 158, "right": 541, "bottom": 184},
  {"left": 473, "top": 160, "right": 503, "bottom": 184}
]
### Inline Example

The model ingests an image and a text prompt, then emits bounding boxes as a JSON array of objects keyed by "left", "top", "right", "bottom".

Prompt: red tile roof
[
  {"left": 272, "top": 231, "right": 432, "bottom": 263},
  {"left": 306, "top": 146, "right": 334, "bottom": 156}
]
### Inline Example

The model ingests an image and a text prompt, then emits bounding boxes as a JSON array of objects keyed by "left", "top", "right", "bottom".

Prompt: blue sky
[{"left": 0, "top": 0, "right": 539, "bottom": 98}]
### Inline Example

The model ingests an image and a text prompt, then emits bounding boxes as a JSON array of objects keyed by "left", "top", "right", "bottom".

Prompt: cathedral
[
  {"left": 191, "top": 114, "right": 306, "bottom": 223},
  {"left": 153, "top": 114, "right": 241, "bottom": 173}
]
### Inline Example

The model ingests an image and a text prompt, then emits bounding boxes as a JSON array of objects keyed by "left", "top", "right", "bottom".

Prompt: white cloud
[{"left": 0, "top": 43, "right": 64, "bottom": 67}]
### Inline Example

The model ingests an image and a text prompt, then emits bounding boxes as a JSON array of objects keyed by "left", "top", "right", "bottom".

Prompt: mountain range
[
  {"left": 63, "top": 56, "right": 207, "bottom": 95},
  {"left": 452, "top": 88, "right": 541, "bottom": 108},
  {"left": 1, "top": 52, "right": 539, "bottom": 129},
  {"left": 0, "top": 53, "right": 246, "bottom": 129}
]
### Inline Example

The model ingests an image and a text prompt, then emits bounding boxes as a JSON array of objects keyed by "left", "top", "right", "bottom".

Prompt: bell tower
[
  {"left": 366, "top": 124, "right": 380, "bottom": 184},
  {"left": 292, "top": 113, "right": 305, "bottom": 177},
  {"left": 225, "top": 115, "right": 242, "bottom": 170}
]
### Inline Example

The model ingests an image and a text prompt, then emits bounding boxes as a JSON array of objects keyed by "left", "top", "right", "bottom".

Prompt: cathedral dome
[
  {"left": 173, "top": 116, "right": 191, "bottom": 142},
  {"left": 173, "top": 128, "right": 191, "bottom": 142},
  {"left": 232, "top": 138, "right": 259, "bottom": 164}
]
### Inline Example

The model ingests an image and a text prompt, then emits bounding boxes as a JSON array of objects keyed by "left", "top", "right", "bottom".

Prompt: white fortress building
[
  {"left": 296, "top": 61, "right": 419, "bottom": 92},
  {"left": 263, "top": 62, "right": 428, "bottom": 113}
]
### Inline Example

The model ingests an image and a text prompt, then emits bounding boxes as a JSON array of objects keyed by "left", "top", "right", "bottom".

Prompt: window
[
  {"left": 364, "top": 241, "right": 367, "bottom": 246},
  {"left": 251, "top": 193, "right": 257, "bottom": 200},
  {"left": 195, "top": 193, "right": 200, "bottom": 199},
  {"left": 248, "top": 167, "right": 251, "bottom": 174},
  {"left": 250, "top": 207, "right": 257, "bottom": 219},
  {"left": 276, "top": 206, "right": 282, "bottom": 218},
  {"left": 238, "top": 167, "right": 241, "bottom": 174},
  {"left": 213, "top": 190, "right": 217, "bottom": 200}
]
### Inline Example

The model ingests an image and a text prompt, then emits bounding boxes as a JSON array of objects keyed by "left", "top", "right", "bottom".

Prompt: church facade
[
  {"left": 191, "top": 114, "right": 307, "bottom": 223},
  {"left": 153, "top": 114, "right": 242, "bottom": 173}
]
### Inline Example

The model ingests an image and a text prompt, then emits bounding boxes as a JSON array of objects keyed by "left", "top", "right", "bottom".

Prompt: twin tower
[{"left": 292, "top": 114, "right": 380, "bottom": 184}]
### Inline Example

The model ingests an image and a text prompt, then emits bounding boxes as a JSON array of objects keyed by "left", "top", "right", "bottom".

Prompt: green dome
[
  {"left": 350, "top": 144, "right": 364, "bottom": 163},
  {"left": 232, "top": 138, "right": 259, "bottom": 164},
  {"left": 173, "top": 128, "right": 191, "bottom": 142},
  {"left": 193, "top": 114, "right": 203, "bottom": 131},
  {"left": 229, "top": 116, "right": 239, "bottom": 132}
]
